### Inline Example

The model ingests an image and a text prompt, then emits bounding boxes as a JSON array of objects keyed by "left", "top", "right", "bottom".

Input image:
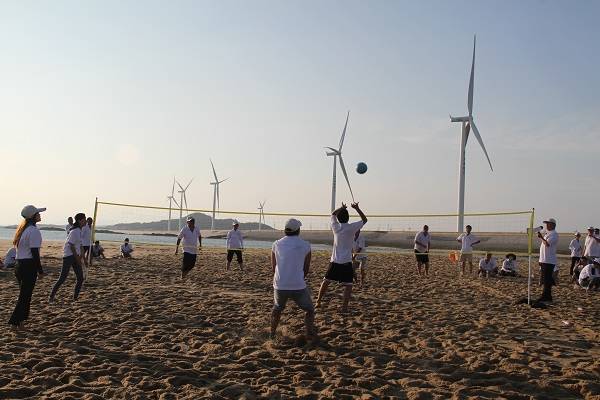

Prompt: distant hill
[{"left": 100, "top": 212, "right": 273, "bottom": 231}]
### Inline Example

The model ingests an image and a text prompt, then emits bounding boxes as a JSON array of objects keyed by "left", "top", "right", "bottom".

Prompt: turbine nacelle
[{"left": 450, "top": 115, "right": 470, "bottom": 123}]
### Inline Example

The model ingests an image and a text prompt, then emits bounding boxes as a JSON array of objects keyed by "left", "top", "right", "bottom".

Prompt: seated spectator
[
  {"left": 478, "top": 253, "right": 497, "bottom": 277},
  {"left": 571, "top": 257, "right": 588, "bottom": 284},
  {"left": 2, "top": 247, "right": 17, "bottom": 269},
  {"left": 120, "top": 238, "right": 134, "bottom": 258},
  {"left": 498, "top": 253, "right": 518, "bottom": 276},
  {"left": 92, "top": 240, "right": 106, "bottom": 259},
  {"left": 578, "top": 258, "right": 600, "bottom": 290}
]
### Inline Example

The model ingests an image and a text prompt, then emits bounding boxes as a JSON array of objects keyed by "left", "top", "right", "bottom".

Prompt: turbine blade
[
  {"left": 183, "top": 192, "right": 188, "bottom": 210},
  {"left": 338, "top": 110, "right": 350, "bottom": 151},
  {"left": 171, "top": 177, "right": 175, "bottom": 196},
  {"left": 217, "top": 184, "right": 220, "bottom": 209},
  {"left": 219, "top": 178, "right": 229, "bottom": 184},
  {"left": 469, "top": 119, "right": 493, "bottom": 171},
  {"left": 210, "top": 159, "right": 218, "bottom": 181},
  {"left": 468, "top": 35, "right": 476, "bottom": 117},
  {"left": 465, "top": 122, "right": 471, "bottom": 144},
  {"left": 338, "top": 155, "right": 355, "bottom": 201},
  {"left": 184, "top": 178, "right": 193, "bottom": 191},
  {"left": 172, "top": 197, "right": 180, "bottom": 208},
  {"left": 176, "top": 180, "right": 184, "bottom": 191}
]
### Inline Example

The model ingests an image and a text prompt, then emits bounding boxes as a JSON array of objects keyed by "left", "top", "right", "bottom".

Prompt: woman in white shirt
[
  {"left": 49, "top": 213, "right": 86, "bottom": 303},
  {"left": 498, "top": 253, "right": 518, "bottom": 277},
  {"left": 8, "top": 205, "right": 46, "bottom": 329}
]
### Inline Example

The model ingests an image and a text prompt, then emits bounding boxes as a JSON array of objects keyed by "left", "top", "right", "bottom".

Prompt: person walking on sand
[
  {"left": 81, "top": 217, "right": 92, "bottom": 266},
  {"left": 414, "top": 225, "right": 431, "bottom": 276},
  {"left": 175, "top": 216, "right": 202, "bottom": 279},
  {"left": 583, "top": 227, "right": 600, "bottom": 261},
  {"left": 270, "top": 218, "right": 316, "bottom": 340},
  {"left": 8, "top": 205, "right": 47, "bottom": 329},
  {"left": 457, "top": 225, "right": 480, "bottom": 275},
  {"left": 569, "top": 232, "right": 583, "bottom": 276},
  {"left": 49, "top": 213, "right": 86, "bottom": 303},
  {"left": 538, "top": 218, "right": 559, "bottom": 303},
  {"left": 226, "top": 220, "right": 244, "bottom": 271},
  {"left": 315, "top": 202, "right": 367, "bottom": 313}
]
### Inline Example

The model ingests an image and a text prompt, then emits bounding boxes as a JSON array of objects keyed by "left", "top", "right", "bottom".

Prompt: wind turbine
[
  {"left": 209, "top": 159, "right": 228, "bottom": 231},
  {"left": 450, "top": 35, "right": 493, "bottom": 232},
  {"left": 257, "top": 200, "right": 266, "bottom": 231},
  {"left": 325, "top": 111, "right": 354, "bottom": 212},
  {"left": 167, "top": 177, "right": 180, "bottom": 232},
  {"left": 176, "top": 178, "right": 193, "bottom": 230}
]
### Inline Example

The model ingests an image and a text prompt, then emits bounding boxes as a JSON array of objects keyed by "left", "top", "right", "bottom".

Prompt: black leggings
[
  {"left": 8, "top": 259, "right": 38, "bottom": 326},
  {"left": 570, "top": 257, "right": 580, "bottom": 276},
  {"left": 50, "top": 256, "right": 84, "bottom": 300}
]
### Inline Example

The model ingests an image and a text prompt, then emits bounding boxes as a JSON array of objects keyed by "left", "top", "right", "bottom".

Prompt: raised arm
[{"left": 351, "top": 203, "right": 367, "bottom": 224}]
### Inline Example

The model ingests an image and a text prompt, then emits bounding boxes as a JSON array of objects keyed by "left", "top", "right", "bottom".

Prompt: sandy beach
[{"left": 0, "top": 240, "right": 598, "bottom": 399}]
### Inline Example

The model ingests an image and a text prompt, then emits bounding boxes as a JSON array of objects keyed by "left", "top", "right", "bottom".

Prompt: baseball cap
[
  {"left": 284, "top": 218, "right": 302, "bottom": 232},
  {"left": 21, "top": 205, "right": 46, "bottom": 219},
  {"left": 575, "top": 231, "right": 581, "bottom": 236},
  {"left": 588, "top": 226, "right": 594, "bottom": 230},
  {"left": 543, "top": 218, "right": 557, "bottom": 225},
  {"left": 186, "top": 216, "right": 195, "bottom": 222},
  {"left": 232, "top": 219, "right": 239, "bottom": 226}
]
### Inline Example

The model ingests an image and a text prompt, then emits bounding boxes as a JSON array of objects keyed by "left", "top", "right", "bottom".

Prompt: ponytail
[{"left": 13, "top": 218, "right": 35, "bottom": 247}]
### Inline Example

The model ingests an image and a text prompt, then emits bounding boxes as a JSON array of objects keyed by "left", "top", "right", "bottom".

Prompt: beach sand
[{"left": 0, "top": 240, "right": 598, "bottom": 399}]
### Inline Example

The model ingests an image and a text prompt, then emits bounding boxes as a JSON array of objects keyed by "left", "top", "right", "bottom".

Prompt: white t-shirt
[
  {"left": 65, "top": 223, "right": 73, "bottom": 235},
  {"left": 81, "top": 225, "right": 92, "bottom": 246},
  {"left": 272, "top": 236, "right": 311, "bottom": 290},
  {"left": 479, "top": 257, "right": 497, "bottom": 271},
  {"left": 63, "top": 228, "right": 82, "bottom": 257},
  {"left": 584, "top": 235, "right": 600, "bottom": 257},
  {"left": 501, "top": 259, "right": 517, "bottom": 272},
  {"left": 457, "top": 233, "right": 478, "bottom": 253},
  {"left": 226, "top": 229, "right": 244, "bottom": 250},
  {"left": 16, "top": 225, "right": 43, "bottom": 260},
  {"left": 121, "top": 243, "right": 133, "bottom": 254},
  {"left": 569, "top": 239, "right": 583, "bottom": 258},
  {"left": 578, "top": 264, "right": 600, "bottom": 286},
  {"left": 4, "top": 248, "right": 17, "bottom": 266},
  {"left": 539, "top": 230, "right": 559, "bottom": 265},
  {"left": 178, "top": 226, "right": 201, "bottom": 254},
  {"left": 330, "top": 215, "right": 364, "bottom": 264},
  {"left": 414, "top": 231, "right": 430, "bottom": 253},
  {"left": 353, "top": 235, "right": 367, "bottom": 260}
]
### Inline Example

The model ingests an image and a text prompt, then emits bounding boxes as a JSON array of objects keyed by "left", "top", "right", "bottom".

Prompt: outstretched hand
[{"left": 351, "top": 202, "right": 360, "bottom": 210}]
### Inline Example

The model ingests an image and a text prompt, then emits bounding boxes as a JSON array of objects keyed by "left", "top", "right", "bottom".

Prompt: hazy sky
[{"left": 1, "top": 1, "right": 599, "bottom": 231}]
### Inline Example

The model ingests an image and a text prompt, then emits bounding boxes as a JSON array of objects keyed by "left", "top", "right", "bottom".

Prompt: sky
[{"left": 1, "top": 0, "right": 599, "bottom": 231}]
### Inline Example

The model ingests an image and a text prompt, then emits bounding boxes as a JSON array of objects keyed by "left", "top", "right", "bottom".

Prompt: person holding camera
[{"left": 538, "top": 218, "right": 559, "bottom": 303}]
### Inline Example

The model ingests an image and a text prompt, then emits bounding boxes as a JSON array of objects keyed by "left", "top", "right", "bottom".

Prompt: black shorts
[
  {"left": 182, "top": 252, "right": 197, "bottom": 272},
  {"left": 415, "top": 250, "right": 429, "bottom": 263},
  {"left": 324, "top": 262, "right": 354, "bottom": 284},
  {"left": 227, "top": 250, "right": 243, "bottom": 263}
]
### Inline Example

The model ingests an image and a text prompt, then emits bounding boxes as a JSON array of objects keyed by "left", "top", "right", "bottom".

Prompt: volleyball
[{"left": 356, "top": 162, "right": 368, "bottom": 174}]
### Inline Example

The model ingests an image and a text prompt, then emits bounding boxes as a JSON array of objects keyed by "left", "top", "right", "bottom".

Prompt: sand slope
[{"left": 0, "top": 241, "right": 599, "bottom": 399}]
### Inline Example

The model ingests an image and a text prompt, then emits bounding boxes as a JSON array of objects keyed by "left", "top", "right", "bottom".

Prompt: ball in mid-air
[{"left": 356, "top": 162, "right": 368, "bottom": 174}]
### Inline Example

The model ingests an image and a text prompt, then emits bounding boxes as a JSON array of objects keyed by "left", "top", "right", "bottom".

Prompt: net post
[
  {"left": 527, "top": 208, "right": 535, "bottom": 305},
  {"left": 90, "top": 197, "right": 99, "bottom": 263}
]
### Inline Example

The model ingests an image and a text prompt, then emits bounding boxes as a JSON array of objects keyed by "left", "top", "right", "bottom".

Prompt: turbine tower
[
  {"left": 325, "top": 111, "right": 354, "bottom": 212},
  {"left": 167, "top": 177, "right": 180, "bottom": 232},
  {"left": 176, "top": 178, "right": 193, "bottom": 230},
  {"left": 450, "top": 35, "right": 493, "bottom": 232},
  {"left": 209, "top": 159, "right": 228, "bottom": 231},
  {"left": 257, "top": 200, "right": 266, "bottom": 231}
]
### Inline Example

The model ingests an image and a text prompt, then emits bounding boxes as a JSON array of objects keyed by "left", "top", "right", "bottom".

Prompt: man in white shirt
[
  {"left": 81, "top": 217, "right": 92, "bottom": 266},
  {"left": 175, "top": 217, "right": 202, "bottom": 279},
  {"left": 538, "top": 218, "right": 559, "bottom": 302},
  {"left": 478, "top": 253, "right": 497, "bottom": 278},
  {"left": 583, "top": 226, "right": 600, "bottom": 260},
  {"left": 65, "top": 217, "right": 73, "bottom": 235},
  {"left": 352, "top": 230, "right": 367, "bottom": 286},
  {"left": 457, "top": 225, "right": 481, "bottom": 275},
  {"left": 414, "top": 225, "right": 431, "bottom": 276},
  {"left": 226, "top": 220, "right": 244, "bottom": 271},
  {"left": 270, "top": 218, "right": 315, "bottom": 340},
  {"left": 498, "top": 253, "right": 518, "bottom": 277},
  {"left": 569, "top": 232, "right": 583, "bottom": 276},
  {"left": 315, "top": 202, "right": 367, "bottom": 313},
  {"left": 2, "top": 247, "right": 17, "bottom": 268},
  {"left": 578, "top": 258, "right": 600, "bottom": 290},
  {"left": 121, "top": 238, "right": 134, "bottom": 258}
]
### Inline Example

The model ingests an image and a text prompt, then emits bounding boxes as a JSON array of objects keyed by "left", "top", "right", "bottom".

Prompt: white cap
[
  {"left": 543, "top": 218, "right": 557, "bottom": 225},
  {"left": 21, "top": 205, "right": 46, "bottom": 219},
  {"left": 186, "top": 216, "right": 195, "bottom": 222},
  {"left": 232, "top": 219, "right": 239, "bottom": 226},
  {"left": 575, "top": 231, "right": 580, "bottom": 236},
  {"left": 588, "top": 226, "right": 594, "bottom": 230},
  {"left": 284, "top": 218, "right": 302, "bottom": 232}
]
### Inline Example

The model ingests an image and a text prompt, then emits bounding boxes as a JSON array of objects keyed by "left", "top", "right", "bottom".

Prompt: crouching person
[
  {"left": 478, "top": 253, "right": 498, "bottom": 278},
  {"left": 270, "top": 218, "right": 316, "bottom": 341},
  {"left": 498, "top": 253, "right": 518, "bottom": 276}
]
